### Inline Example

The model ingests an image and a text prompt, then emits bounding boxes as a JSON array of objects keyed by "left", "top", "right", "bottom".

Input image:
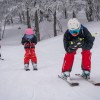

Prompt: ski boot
[
  {"left": 82, "top": 70, "right": 90, "bottom": 79},
  {"left": 32, "top": 62, "right": 38, "bottom": 70},
  {"left": 61, "top": 71, "right": 70, "bottom": 79},
  {"left": 24, "top": 64, "right": 30, "bottom": 71}
]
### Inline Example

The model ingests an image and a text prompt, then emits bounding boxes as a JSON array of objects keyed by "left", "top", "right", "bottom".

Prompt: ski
[
  {"left": 0, "top": 58, "right": 4, "bottom": 60},
  {"left": 75, "top": 74, "right": 100, "bottom": 86},
  {"left": 24, "top": 68, "right": 30, "bottom": 71},
  {"left": 58, "top": 75, "right": 79, "bottom": 86},
  {"left": 33, "top": 68, "right": 38, "bottom": 70}
]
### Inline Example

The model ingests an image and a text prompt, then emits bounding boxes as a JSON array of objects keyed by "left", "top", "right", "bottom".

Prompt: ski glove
[
  {"left": 69, "top": 38, "right": 84, "bottom": 49},
  {"left": 66, "top": 38, "right": 84, "bottom": 53},
  {"left": 67, "top": 46, "right": 77, "bottom": 53}
]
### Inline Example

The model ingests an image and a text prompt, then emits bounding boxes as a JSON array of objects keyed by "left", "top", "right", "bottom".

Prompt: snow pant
[
  {"left": 24, "top": 48, "right": 37, "bottom": 64},
  {"left": 62, "top": 49, "right": 91, "bottom": 72}
]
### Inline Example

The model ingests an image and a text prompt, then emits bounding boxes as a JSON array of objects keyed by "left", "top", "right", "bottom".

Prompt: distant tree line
[{"left": 0, "top": 0, "right": 100, "bottom": 41}]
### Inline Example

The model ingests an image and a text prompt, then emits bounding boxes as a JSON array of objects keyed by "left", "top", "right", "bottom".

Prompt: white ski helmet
[{"left": 67, "top": 18, "right": 81, "bottom": 30}]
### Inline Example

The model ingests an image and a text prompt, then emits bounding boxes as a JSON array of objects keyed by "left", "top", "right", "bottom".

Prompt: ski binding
[
  {"left": 75, "top": 74, "right": 100, "bottom": 86},
  {"left": 58, "top": 75, "right": 79, "bottom": 86}
]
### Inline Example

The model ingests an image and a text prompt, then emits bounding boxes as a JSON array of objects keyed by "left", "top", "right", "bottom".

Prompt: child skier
[
  {"left": 21, "top": 28, "right": 37, "bottom": 71},
  {"left": 61, "top": 18, "right": 95, "bottom": 79}
]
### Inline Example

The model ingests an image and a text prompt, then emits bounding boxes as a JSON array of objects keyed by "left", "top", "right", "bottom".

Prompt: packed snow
[{"left": 0, "top": 20, "right": 100, "bottom": 100}]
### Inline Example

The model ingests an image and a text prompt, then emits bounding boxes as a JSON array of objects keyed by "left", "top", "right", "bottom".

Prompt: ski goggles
[{"left": 69, "top": 29, "right": 80, "bottom": 35}]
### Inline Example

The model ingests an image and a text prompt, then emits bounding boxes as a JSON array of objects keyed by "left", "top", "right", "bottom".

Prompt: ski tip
[
  {"left": 58, "top": 75, "right": 64, "bottom": 79},
  {"left": 94, "top": 83, "right": 100, "bottom": 86},
  {"left": 58, "top": 75, "right": 61, "bottom": 78}
]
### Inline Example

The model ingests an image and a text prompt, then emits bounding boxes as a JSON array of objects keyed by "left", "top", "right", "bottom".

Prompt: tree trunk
[
  {"left": 85, "top": 0, "right": 94, "bottom": 22},
  {"left": 19, "top": 13, "right": 23, "bottom": 24},
  {"left": 54, "top": 11, "right": 57, "bottom": 37},
  {"left": 0, "top": 26, "right": 2, "bottom": 40},
  {"left": 64, "top": 8, "right": 67, "bottom": 19},
  {"left": 22, "top": 11, "right": 25, "bottom": 24},
  {"left": 72, "top": 10, "right": 76, "bottom": 18},
  {"left": 2, "top": 18, "right": 6, "bottom": 39},
  {"left": 10, "top": 17, "right": 13, "bottom": 24},
  {"left": 95, "top": 5, "right": 100, "bottom": 21},
  {"left": 35, "top": 10, "right": 40, "bottom": 41},
  {"left": 26, "top": 7, "right": 31, "bottom": 28}
]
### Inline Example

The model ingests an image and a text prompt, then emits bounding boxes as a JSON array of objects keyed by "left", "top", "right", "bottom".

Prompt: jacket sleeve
[
  {"left": 21, "top": 37, "right": 26, "bottom": 45},
  {"left": 31, "top": 35, "right": 37, "bottom": 44},
  {"left": 82, "top": 27, "right": 95, "bottom": 50},
  {"left": 63, "top": 30, "right": 70, "bottom": 52}
]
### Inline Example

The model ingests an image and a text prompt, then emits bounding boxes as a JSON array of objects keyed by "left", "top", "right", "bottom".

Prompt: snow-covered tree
[
  {"left": 0, "top": 0, "right": 100, "bottom": 41},
  {"left": 94, "top": 0, "right": 100, "bottom": 21},
  {"left": 85, "top": 0, "right": 95, "bottom": 22}
]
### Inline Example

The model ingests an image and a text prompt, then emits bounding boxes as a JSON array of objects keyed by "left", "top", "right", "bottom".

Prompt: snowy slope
[{"left": 0, "top": 21, "right": 100, "bottom": 100}]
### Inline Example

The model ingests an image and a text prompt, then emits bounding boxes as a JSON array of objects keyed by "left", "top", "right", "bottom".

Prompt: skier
[
  {"left": 61, "top": 18, "right": 95, "bottom": 79},
  {"left": 21, "top": 28, "right": 37, "bottom": 71}
]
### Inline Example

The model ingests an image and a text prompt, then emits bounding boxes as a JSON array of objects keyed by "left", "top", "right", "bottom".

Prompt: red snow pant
[
  {"left": 24, "top": 48, "right": 37, "bottom": 64},
  {"left": 62, "top": 49, "right": 91, "bottom": 72}
]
